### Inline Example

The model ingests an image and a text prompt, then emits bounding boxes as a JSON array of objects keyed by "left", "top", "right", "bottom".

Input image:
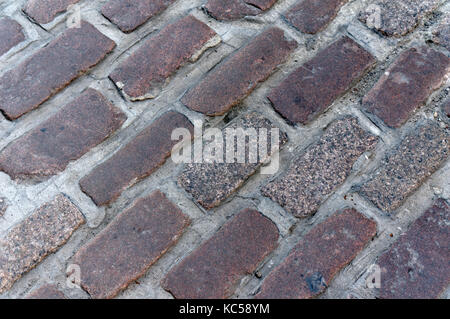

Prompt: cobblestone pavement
[{"left": 0, "top": 0, "right": 449, "bottom": 299}]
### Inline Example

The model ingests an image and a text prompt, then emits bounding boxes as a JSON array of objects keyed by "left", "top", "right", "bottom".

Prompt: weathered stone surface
[
  {"left": 262, "top": 117, "right": 378, "bottom": 218},
  {"left": 257, "top": 208, "right": 377, "bottom": 299},
  {"left": 433, "top": 14, "right": 450, "bottom": 51},
  {"left": 284, "top": 0, "right": 349, "bottom": 34},
  {"left": 204, "top": 0, "right": 278, "bottom": 20},
  {"left": 163, "top": 209, "right": 279, "bottom": 299},
  {"left": 0, "top": 195, "right": 85, "bottom": 293},
  {"left": 378, "top": 199, "right": 449, "bottom": 299},
  {"left": 0, "top": 21, "right": 115, "bottom": 120},
  {"left": 359, "top": 0, "right": 441, "bottom": 37},
  {"left": 363, "top": 46, "right": 450, "bottom": 128},
  {"left": 182, "top": 28, "right": 297, "bottom": 116},
  {"left": 80, "top": 111, "right": 193, "bottom": 207},
  {"left": 357, "top": 121, "right": 448, "bottom": 213},
  {"left": 179, "top": 112, "right": 287, "bottom": 209},
  {"left": 0, "top": 89, "right": 126, "bottom": 181},
  {"left": 110, "top": 16, "right": 220, "bottom": 101},
  {"left": 101, "top": 0, "right": 176, "bottom": 33},
  {"left": 268, "top": 36, "right": 375, "bottom": 124},
  {"left": 23, "top": 0, "right": 81, "bottom": 24},
  {"left": 73, "top": 191, "right": 190, "bottom": 299},
  {"left": 0, "top": 17, "right": 25, "bottom": 57},
  {"left": 444, "top": 98, "right": 450, "bottom": 118},
  {"left": 26, "top": 284, "right": 66, "bottom": 299}
]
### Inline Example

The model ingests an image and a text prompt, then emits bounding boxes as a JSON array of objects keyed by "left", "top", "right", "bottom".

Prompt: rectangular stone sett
[
  {"left": 262, "top": 116, "right": 378, "bottom": 218},
  {"left": 181, "top": 27, "right": 297, "bottom": 116},
  {"left": 204, "top": 0, "right": 278, "bottom": 20},
  {"left": 110, "top": 15, "right": 220, "bottom": 101},
  {"left": 0, "top": 21, "right": 116, "bottom": 120},
  {"left": 0, "top": 17, "right": 25, "bottom": 57},
  {"left": 268, "top": 36, "right": 375, "bottom": 125},
  {"left": 24, "top": 0, "right": 81, "bottom": 24},
  {"left": 163, "top": 209, "right": 279, "bottom": 299},
  {"left": 0, "top": 89, "right": 126, "bottom": 181}
]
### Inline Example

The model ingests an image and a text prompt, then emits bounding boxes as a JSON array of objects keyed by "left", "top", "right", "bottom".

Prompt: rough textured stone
[
  {"left": 101, "top": 0, "right": 176, "bottom": 33},
  {"left": 268, "top": 36, "right": 375, "bottom": 124},
  {"left": 257, "top": 208, "right": 377, "bottom": 299},
  {"left": 378, "top": 199, "right": 449, "bottom": 299},
  {"left": 204, "top": 0, "right": 278, "bottom": 20},
  {"left": 182, "top": 27, "right": 297, "bottom": 116},
  {"left": 357, "top": 121, "right": 448, "bottom": 213},
  {"left": 359, "top": 0, "right": 441, "bottom": 37},
  {"left": 444, "top": 98, "right": 450, "bottom": 118},
  {"left": 0, "top": 17, "right": 25, "bottom": 57},
  {"left": 0, "top": 89, "right": 126, "bottom": 181},
  {"left": 284, "top": 0, "right": 349, "bottom": 34},
  {"left": 163, "top": 209, "right": 279, "bottom": 299},
  {"left": 0, "top": 21, "right": 115, "bottom": 120},
  {"left": 433, "top": 14, "right": 450, "bottom": 51},
  {"left": 363, "top": 46, "right": 450, "bottom": 128},
  {"left": 262, "top": 116, "right": 378, "bottom": 218},
  {"left": 80, "top": 111, "right": 193, "bottom": 207},
  {"left": 110, "top": 16, "right": 220, "bottom": 101},
  {"left": 179, "top": 112, "right": 287, "bottom": 209},
  {"left": 0, "top": 195, "right": 85, "bottom": 293},
  {"left": 26, "top": 284, "right": 66, "bottom": 299},
  {"left": 73, "top": 191, "right": 190, "bottom": 299},
  {"left": 23, "top": 0, "right": 81, "bottom": 24}
]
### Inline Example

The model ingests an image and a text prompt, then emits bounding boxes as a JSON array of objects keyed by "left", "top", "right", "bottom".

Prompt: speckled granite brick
[
  {"left": 359, "top": 0, "right": 441, "bottom": 37},
  {"left": 0, "top": 195, "right": 85, "bottom": 293},
  {"left": 179, "top": 112, "right": 288, "bottom": 209},
  {"left": 204, "top": 0, "right": 278, "bottom": 20},
  {"left": 262, "top": 116, "right": 378, "bottom": 218},
  {"left": 25, "top": 284, "right": 66, "bottom": 299},
  {"left": 357, "top": 121, "right": 449, "bottom": 213},
  {"left": 110, "top": 15, "right": 219, "bottom": 101},
  {"left": 0, "top": 17, "right": 25, "bottom": 57},
  {"left": 73, "top": 191, "right": 190, "bottom": 299},
  {"left": 257, "top": 208, "right": 377, "bottom": 299},
  {"left": 284, "top": 0, "right": 349, "bottom": 34},
  {"left": 182, "top": 27, "right": 297, "bottom": 116},
  {"left": 363, "top": 46, "right": 450, "bottom": 128},
  {"left": 433, "top": 14, "right": 450, "bottom": 51},
  {"left": 101, "top": 0, "right": 176, "bottom": 33},
  {"left": 23, "top": 0, "right": 81, "bottom": 24},
  {"left": 163, "top": 209, "right": 279, "bottom": 299},
  {"left": 0, "top": 89, "right": 126, "bottom": 181},
  {"left": 0, "top": 21, "right": 116, "bottom": 120},
  {"left": 378, "top": 199, "right": 449, "bottom": 299}
]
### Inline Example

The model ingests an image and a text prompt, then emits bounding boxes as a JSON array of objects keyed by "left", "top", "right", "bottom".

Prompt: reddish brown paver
[
  {"left": 73, "top": 190, "right": 190, "bottom": 299},
  {"left": 101, "top": 0, "right": 176, "bottom": 33},
  {"left": 359, "top": 0, "right": 441, "bottom": 37},
  {"left": 0, "top": 195, "right": 85, "bottom": 293},
  {"left": 80, "top": 111, "right": 194, "bottom": 207},
  {"left": 110, "top": 16, "right": 220, "bottom": 101},
  {"left": 433, "top": 15, "right": 450, "bottom": 51},
  {"left": 257, "top": 208, "right": 377, "bottom": 299},
  {"left": 163, "top": 209, "right": 279, "bottom": 299},
  {"left": 357, "top": 121, "right": 448, "bottom": 213},
  {"left": 0, "top": 17, "right": 25, "bottom": 57},
  {"left": 363, "top": 46, "right": 450, "bottom": 128},
  {"left": 284, "top": 0, "right": 349, "bottom": 34},
  {"left": 0, "top": 21, "right": 115, "bottom": 120},
  {"left": 0, "top": 89, "right": 126, "bottom": 181},
  {"left": 268, "top": 36, "right": 375, "bottom": 125},
  {"left": 262, "top": 116, "right": 378, "bottom": 218},
  {"left": 23, "top": 0, "right": 81, "bottom": 24},
  {"left": 204, "top": 0, "right": 278, "bottom": 20},
  {"left": 25, "top": 285, "right": 66, "bottom": 299},
  {"left": 378, "top": 199, "right": 449, "bottom": 299},
  {"left": 179, "top": 112, "right": 288, "bottom": 209},
  {"left": 182, "top": 27, "right": 297, "bottom": 116}
]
